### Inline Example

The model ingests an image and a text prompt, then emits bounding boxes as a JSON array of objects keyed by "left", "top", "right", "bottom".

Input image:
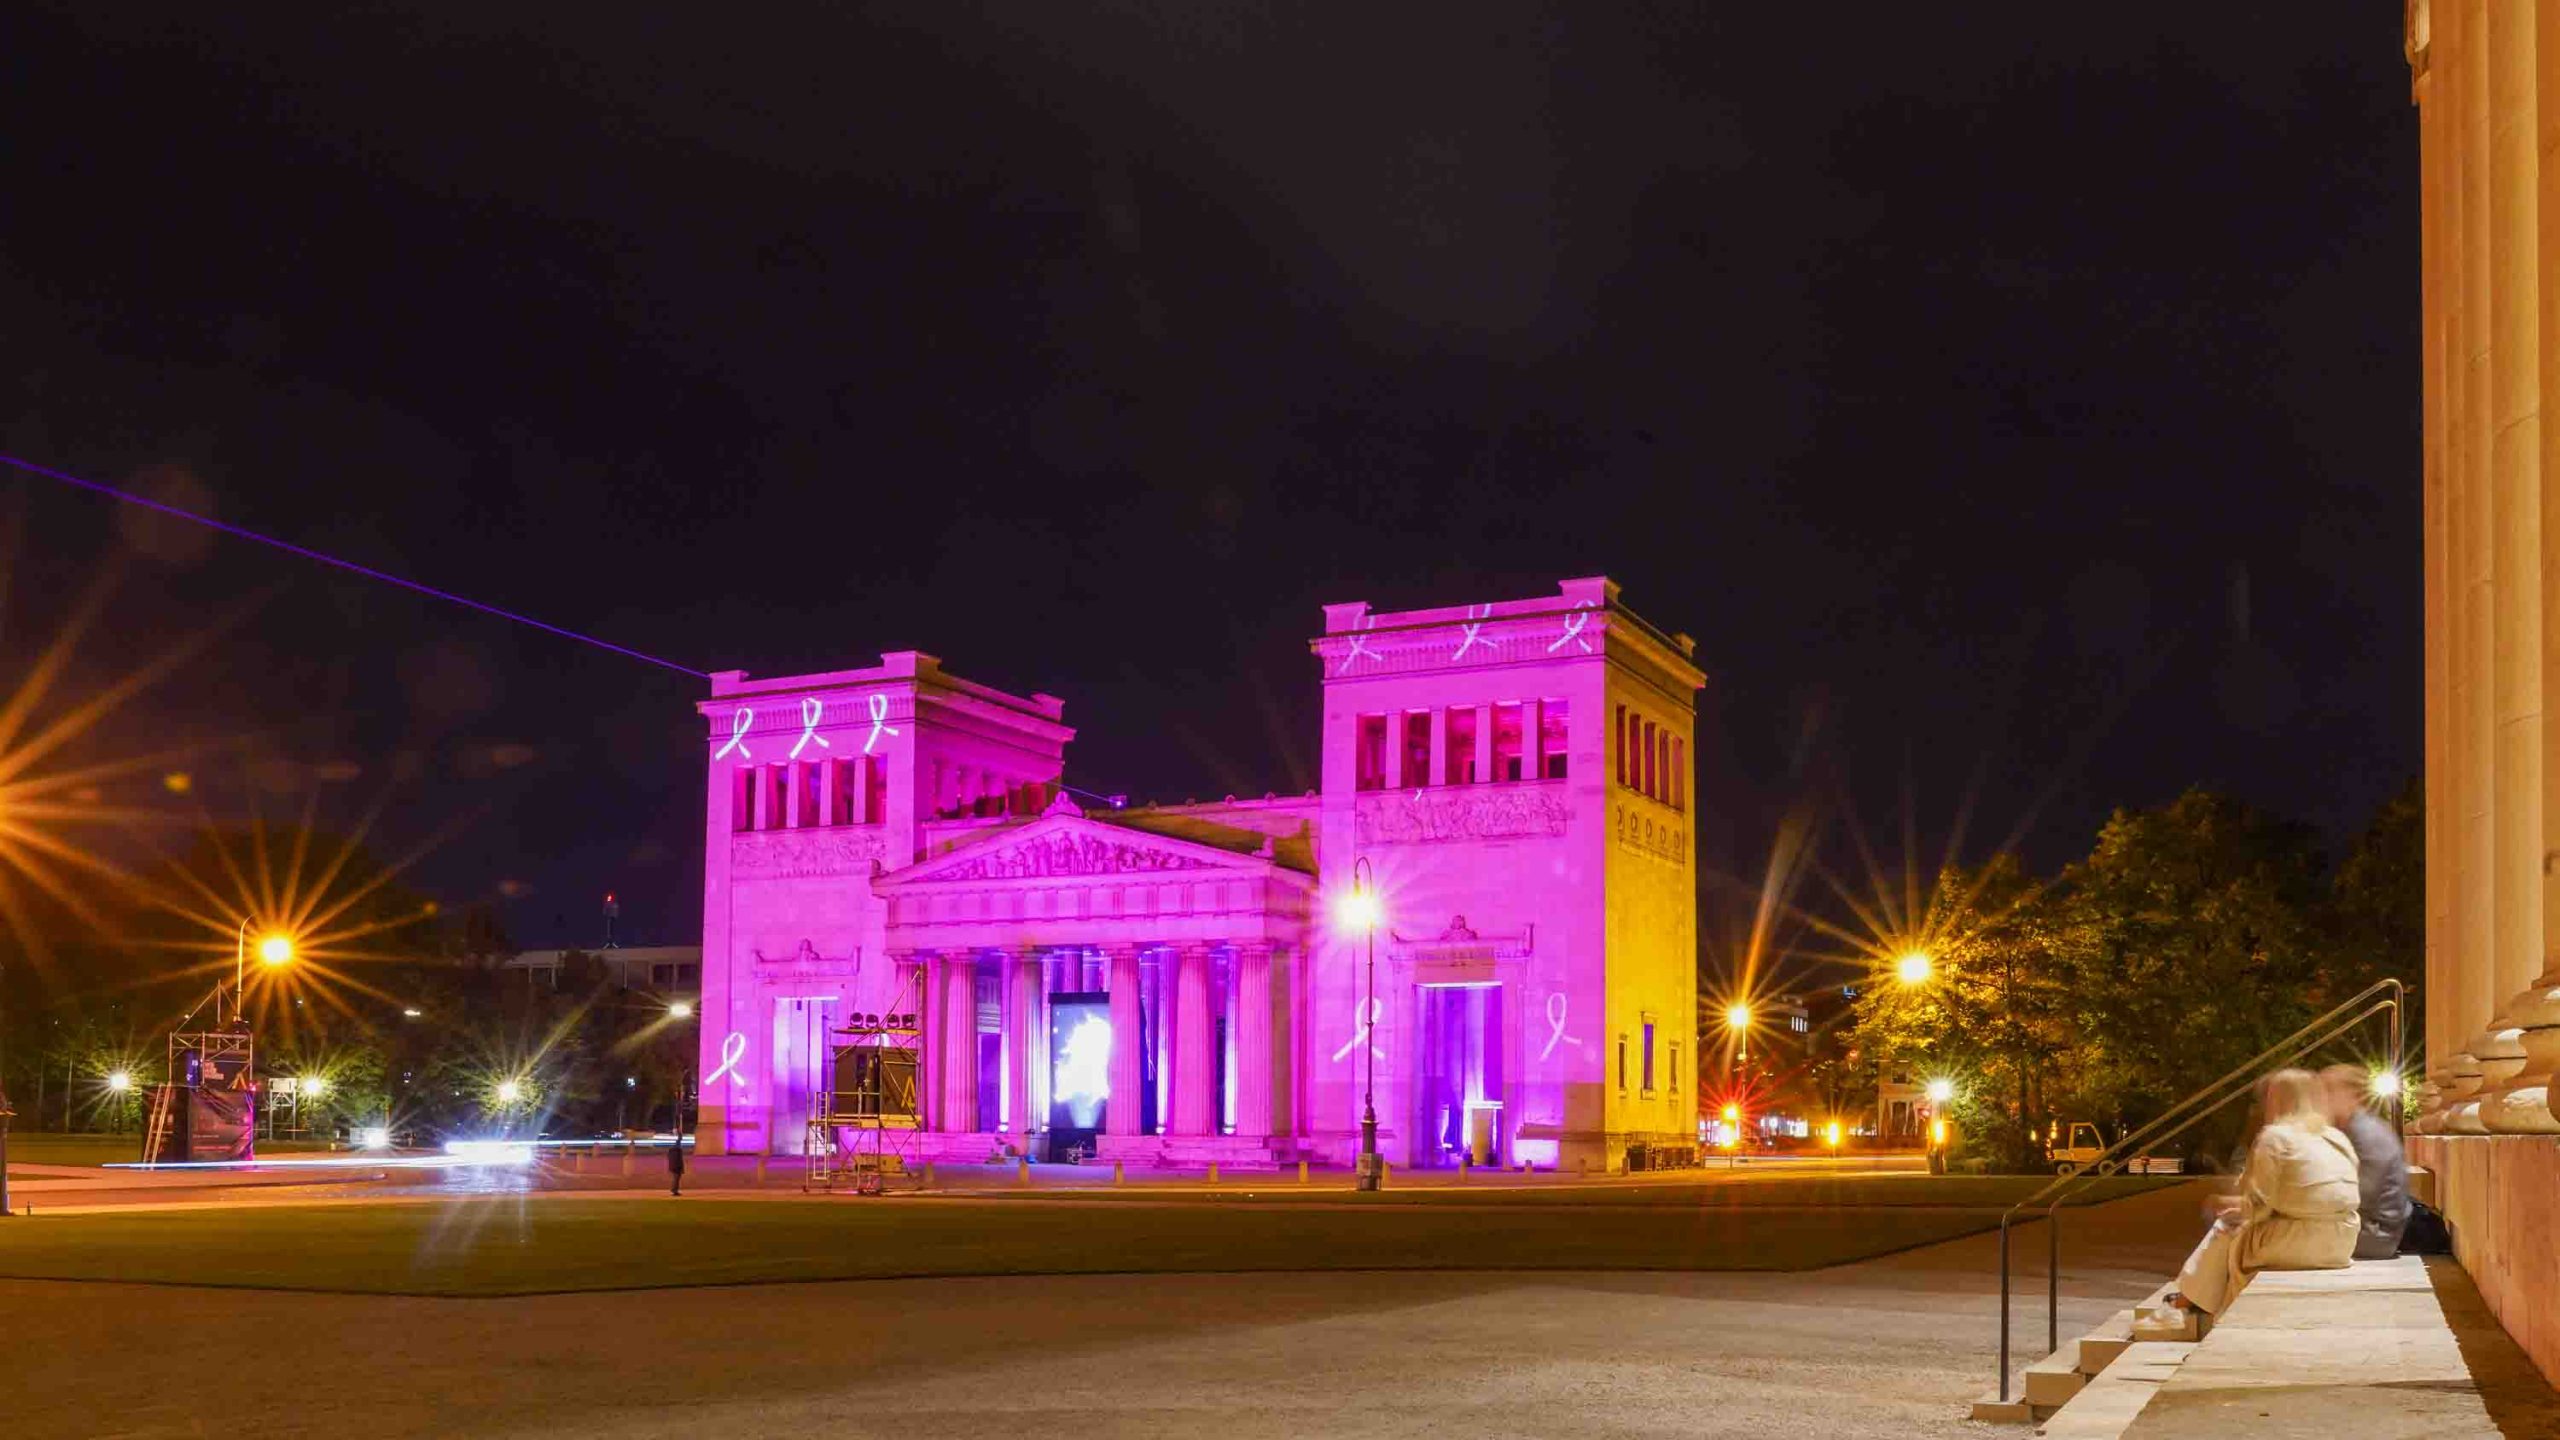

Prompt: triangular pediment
[{"left": 880, "top": 813, "right": 1275, "bottom": 887}]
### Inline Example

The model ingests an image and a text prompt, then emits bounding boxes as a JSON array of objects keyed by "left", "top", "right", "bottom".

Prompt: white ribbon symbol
[
  {"left": 715, "top": 706, "right": 754, "bottom": 760},
  {"left": 1453, "top": 603, "right": 1491, "bottom": 660},
  {"left": 1539, "top": 992, "right": 1584, "bottom": 1061},
  {"left": 1337, "top": 616, "right": 1380, "bottom": 675},
  {"left": 790, "top": 696, "right": 831, "bottom": 759},
  {"left": 1547, "top": 600, "right": 1595, "bottom": 654},
  {"left": 705, "top": 1031, "right": 749, "bottom": 1087},
  {"left": 863, "top": 693, "right": 901, "bottom": 754},
  {"left": 1331, "top": 998, "right": 1384, "bottom": 1063}
]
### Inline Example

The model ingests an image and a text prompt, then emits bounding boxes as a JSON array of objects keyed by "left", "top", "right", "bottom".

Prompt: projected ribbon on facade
[
  {"left": 863, "top": 693, "right": 901, "bottom": 753},
  {"left": 1337, "top": 616, "right": 1380, "bottom": 675},
  {"left": 1331, "top": 997, "right": 1385, "bottom": 1063},
  {"left": 789, "top": 696, "right": 831, "bottom": 759},
  {"left": 715, "top": 706, "right": 754, "bottom": 760},
  {"left": 1453, "top": 603, "right": 1491, "bottom": 660},
  {"left": 1547, "top": 600, "right": 1595, "bottom": 655},
  {"left": 705, "top": 1030, "right": 749, "bottom": 1088},
  {"left": 1539, "top": 992, "right": 1584, "bottom": 1061}
]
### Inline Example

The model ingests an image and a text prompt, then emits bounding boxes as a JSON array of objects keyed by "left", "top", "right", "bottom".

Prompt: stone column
[
  {"left": 1105, "top": 946, "right": 1142, "bottom": 1137},
  {"left": 2442, "top": 0, "right": 2496, "bottom": 1133},
  {"left": 915, "top": 952, "right": 940, "bottom": 1132},
  {"left": 2483, "top": 0, "right": 2557, "bottom": 1132},
  {"left": 1234, "top": 944, "right": 1275, "bottom": 1139},
  {"left": 1170, "top": 945, "right": 1215, "bottom": 1136},
  {"left": 818, "top": 757, "right": 839, "bottom": 825},
  {"left": 2418, "top": 4, "right": 2452, "bottom": 1126},
  {"left": 1473, "top": 704, "right": 1494, "bottom": 786},
  {"left": 1007, "top": 952, "right": 1040, "bottom": 1144},
  {"left": 944, "top": 954, "right": 979, "bottom": 1134}
]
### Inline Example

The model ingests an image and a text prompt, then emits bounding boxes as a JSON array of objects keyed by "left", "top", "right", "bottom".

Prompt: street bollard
[
  {"left": 755, "top": 1153, "right": 769, "bottom": 1184},
  {"left": 1297, "top": 1159, "right": 1310, "bottom": 1184},
  {"left": 924, "top": 1161, "right": 936, "bottom": 1189},
  {"left": 1113, "top": 1160, "right": 1125, "bottom": 1186},
  {"left": 620, "top": 1147, "right": 633, "bottom": 1177},
  {"left": 1017, "top": 1157, "right": 1030, "bottom": 1185},
  {"left": 1206, "top": 1162, "right": 1219, "bottom": 1185}
]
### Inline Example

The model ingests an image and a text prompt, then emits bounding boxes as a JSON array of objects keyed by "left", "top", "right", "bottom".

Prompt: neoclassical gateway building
[{"left": 693, "top": 577, "right": 1701, "bottom": 1173}]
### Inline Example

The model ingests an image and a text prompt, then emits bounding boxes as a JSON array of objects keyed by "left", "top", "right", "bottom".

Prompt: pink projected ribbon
[
  {"left": 1547, "top": 600, "right": 1595, "bottom": 654},
  {"left": 1337, "top": 616, "right": 1380, "bottom": 675},
  {"left": 1331, "top": 997, "right": 1384, "bottom": 1063},
  {"left": 1539, "top": 992, "right": 1584, "bottom": 1061},
  {"left": 790, "top": 697, "right": 831, "bottom": 759},
  {"left": 715, "top": 707, "right": 754, "bottom": 760},
  {"left": 1452, "top": 603, "right": 1491, "bottom": 660},
  {"left": 863, "top": 693, "right": 901, "bottom": 754},
  {"left": 705, "top": 1031, "right": 749, "bottom": 1087}
]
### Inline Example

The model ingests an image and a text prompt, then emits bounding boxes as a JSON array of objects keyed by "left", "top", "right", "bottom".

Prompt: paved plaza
[{"left": 1, "top": 1177, "right": 2213, "bottom": 1439}]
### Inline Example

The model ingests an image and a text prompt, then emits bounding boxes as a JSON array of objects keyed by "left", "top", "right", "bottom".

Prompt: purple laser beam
[{"left": 0, "top": 451, "right": 707, "bottom": 679}]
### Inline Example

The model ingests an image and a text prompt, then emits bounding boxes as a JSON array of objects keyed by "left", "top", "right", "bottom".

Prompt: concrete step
[
  {"left": 1967, "top": 1389, "right": 2035, "bottom": 1424},
  {"left": 2075, "top": 1308, "right": 2138, "bottom": 1374},
  {"left": 2022, "top": 1348, "right": 2089, "bottom": 1408},
  {"left": 2034, "top": 1341, "right": 2198, "bottom": 1440},
  {"left": 2129, "top": 1303, "right": 2200, "bottom": 1342}
]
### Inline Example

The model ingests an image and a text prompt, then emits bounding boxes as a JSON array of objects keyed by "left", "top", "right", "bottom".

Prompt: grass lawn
[{"left": 0, "top": 1174, "right": 2186, "bottom": 1297}]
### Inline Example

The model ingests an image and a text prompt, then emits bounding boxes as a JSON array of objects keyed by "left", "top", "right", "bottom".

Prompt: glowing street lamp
[
  {"left": 1895, "top": 950, "right": 1934, "bottom": 985},
  {"left": 232, "top": 918, "right": 296, "bottom": 1021},
  {"left": 668, "top": 1000, "right": 694, "bottom": 1020},
  {"left": 1724, "top": 1002, "right": 1752, "bottom": 1032},
  {"left": 2371, "top": 1069, "right": 2403, "bottom": 1099},
  {"left": 494, "top": 1079, "right": 524, "bottom": 1107},
  {"left": 106, "top": 1070, "right": 133, "bottom": 1093},
  {"left": 1925, "top": 1077, "right": 1956, "bottom": 1106},
  {"left": 1825, "top": 1119, "right": 1843, "bottom": 1150},
  {"left": 1343, "top": 856, "right": 1384, "bottom": 1193}
]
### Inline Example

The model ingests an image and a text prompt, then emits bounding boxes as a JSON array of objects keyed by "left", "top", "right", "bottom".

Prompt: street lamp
[
  {"left": 1925, "top": 1077, "right": 1956, "bottom": 1106},
  {"left": 668, "top": 1000, "right": 694, "bottom": 1020},
  {"left": 233, "top": 919, "right": 295, "bottom": 1021},
  {"left": 1895, "top": 950, "right": 1933, "bottom": 985},
  {"left": 1339, "top": 856, "right": 1384, "bottom": 1192}
]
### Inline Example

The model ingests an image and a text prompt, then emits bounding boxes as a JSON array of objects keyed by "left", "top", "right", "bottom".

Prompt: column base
[{"left": 1094, "top": 1133, "right": 1293, "bottom": 1170}]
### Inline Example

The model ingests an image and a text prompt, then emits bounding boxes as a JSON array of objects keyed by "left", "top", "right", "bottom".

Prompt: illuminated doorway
[{"left": 1417, "top": 983, "right": 1504, "bottom": 1168}]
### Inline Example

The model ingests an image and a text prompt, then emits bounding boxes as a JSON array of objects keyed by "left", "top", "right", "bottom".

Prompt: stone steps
[{"left": 1970, "top": 1285, "right": 2199, "bottom": 1425}]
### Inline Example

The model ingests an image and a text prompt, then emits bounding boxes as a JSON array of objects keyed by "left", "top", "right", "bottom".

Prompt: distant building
[{"left": 500, "top": 946, "right": 701, "bottom": 992}]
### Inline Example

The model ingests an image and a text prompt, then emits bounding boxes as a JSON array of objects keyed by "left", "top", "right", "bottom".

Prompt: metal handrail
[{"left": 1992, "top": 977, "right": 2403, "bottom": 1403}]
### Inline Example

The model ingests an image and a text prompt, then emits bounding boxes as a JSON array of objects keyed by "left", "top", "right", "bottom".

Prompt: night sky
[{"left": 1, "top": 6, "right": 2418, "bottom": 963}]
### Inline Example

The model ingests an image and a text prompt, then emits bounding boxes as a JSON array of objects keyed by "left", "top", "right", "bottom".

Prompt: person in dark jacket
[
  {"left": 2319, "top": 1064, "right": 2410, "bottom": 1259},
  {"left": 666, "top": 1134, "right": 687, "bottom": 1196}
]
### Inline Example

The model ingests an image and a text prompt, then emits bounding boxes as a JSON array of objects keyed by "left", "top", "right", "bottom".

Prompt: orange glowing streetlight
[{"left": 1894, "top": 950, "right": 1933, "bottom": 985}]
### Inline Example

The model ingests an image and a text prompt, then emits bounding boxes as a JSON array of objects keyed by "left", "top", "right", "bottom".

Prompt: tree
[
  {"left": 2059, "top": 789, "right": 2328, "bottom": 1162},
  {"left": 2326, "top": 778, "right": 2423, "bottom": 1059},
  {"left": 1847, "top": 854, "right": 2084, "bottom": 1171}
]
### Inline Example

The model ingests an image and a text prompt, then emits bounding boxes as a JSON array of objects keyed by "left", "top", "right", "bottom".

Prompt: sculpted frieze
[
  {"left": 1610, "top": 803, "right": 1687, "bottom": 866},
  {"left": 917, "top": 830, "right": 1221, "bottom": 881},
  {"left": 732, "top": 828, "right": 887, "bottom": 880},
  {"left": 1355, "top": 785, "right": 1569, "bottom": 846}
]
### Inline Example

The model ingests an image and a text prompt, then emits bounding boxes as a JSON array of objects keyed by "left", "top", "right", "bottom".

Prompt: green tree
[
  {"left": 2326, "top": 778, "right": 2423, "bottom": 1058},
  {"left": 1847, "top": 855, "right": 2084, "bottom": 1171},
  {"left": 2060, "top": 789, "right": 2328, "bottom": 1161}
]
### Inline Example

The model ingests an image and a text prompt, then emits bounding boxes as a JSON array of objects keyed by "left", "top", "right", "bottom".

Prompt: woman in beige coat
[{"left": 2166, "top": 1068, "right": 2361, "bottom": 1316}]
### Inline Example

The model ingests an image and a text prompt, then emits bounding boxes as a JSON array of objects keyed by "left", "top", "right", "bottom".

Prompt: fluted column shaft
[
  {"left": 944, "top": 954, "right": 979, "bottom": 1133},
  {"left": 1105, "top": 946, "right": 1143, "bottom": 1137},
  {"left": 1006, "top": 952, "right": 1040, "bottom": 1139},
  {"left": 1235, "top": 945, "right": 1276, "bottom": 1138},
  {"left": 1170, "top": 945, "right": 1216, "bottom": 1136}
]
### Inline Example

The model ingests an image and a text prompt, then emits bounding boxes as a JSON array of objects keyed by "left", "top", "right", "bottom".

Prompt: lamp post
[
  {"left": 233, "top": 920, "right": 295, "bottom": 1023},
  {"left": 1345, "top": 856, "right": 1383, "bottom": 1193},
  {"left": 0, "top": 952, "right": 12, "bottom": 1219}
]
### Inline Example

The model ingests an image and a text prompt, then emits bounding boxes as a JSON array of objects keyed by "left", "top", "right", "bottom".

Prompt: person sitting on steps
[
  {"left": 2162, "top": 1068, "right": 2360, "bottom": 1319},
  {"left": 2318, "top": 1062, "right": 2412, "bottom": 1260}
]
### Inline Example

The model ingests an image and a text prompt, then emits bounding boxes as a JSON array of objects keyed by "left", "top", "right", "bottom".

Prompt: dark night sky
[{"left": 0, "top": 5, "right": 2418, "bottom": 962}]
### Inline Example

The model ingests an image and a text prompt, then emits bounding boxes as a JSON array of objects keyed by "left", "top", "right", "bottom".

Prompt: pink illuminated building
[{"left": 695, "top": 577, "right": 1702, "bottom": 1172}]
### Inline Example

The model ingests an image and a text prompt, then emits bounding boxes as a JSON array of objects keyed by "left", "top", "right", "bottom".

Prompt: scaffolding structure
[
  {"left": 144, "top": 1023, "right": 256, "bottom": 1164},
  {"left": 804, "top": 971, "right": 922, "bottom": 1195}
]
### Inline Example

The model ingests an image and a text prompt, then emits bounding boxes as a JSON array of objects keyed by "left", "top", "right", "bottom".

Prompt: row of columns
[
  {"left": 903, "top": 943, "right": 1281, "bottom": 1140},
  {"left": 2413, "top": 1, "right": 2560, "bottom": 1134}
]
